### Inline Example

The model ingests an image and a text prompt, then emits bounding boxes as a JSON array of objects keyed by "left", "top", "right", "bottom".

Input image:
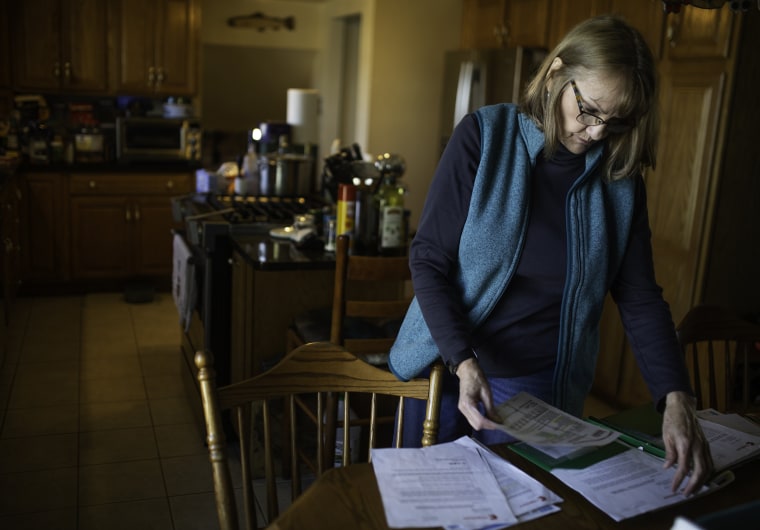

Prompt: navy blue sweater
[{"left": 410, "top": 113, "right": 690, "bottom": 403}]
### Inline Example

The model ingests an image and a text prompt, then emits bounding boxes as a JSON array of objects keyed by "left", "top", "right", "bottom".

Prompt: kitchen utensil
[{"left": 258, "top": 153, "right": 313, "bottom": 196}]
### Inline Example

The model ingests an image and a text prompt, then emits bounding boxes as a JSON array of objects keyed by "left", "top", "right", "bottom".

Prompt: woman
[{"left": 389, "top": 15, "right": 713, "bottom": 495}]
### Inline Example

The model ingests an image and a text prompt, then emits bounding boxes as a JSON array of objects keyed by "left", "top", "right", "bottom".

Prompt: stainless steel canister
[{"left": 258, "top": 153, "right": 314, "bottom": 196}]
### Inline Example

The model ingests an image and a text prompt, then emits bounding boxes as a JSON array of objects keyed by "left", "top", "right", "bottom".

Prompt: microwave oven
[{"left": 116, "top": 117, "right": 202, "bottom": 163}]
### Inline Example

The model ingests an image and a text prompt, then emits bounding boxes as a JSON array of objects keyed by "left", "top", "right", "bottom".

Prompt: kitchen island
[
  {"left": 229, "top": 233, "right": 335, "bottom": 380},
  {"left": 178, "top": 225, "right": 336, "bottom": 433}
]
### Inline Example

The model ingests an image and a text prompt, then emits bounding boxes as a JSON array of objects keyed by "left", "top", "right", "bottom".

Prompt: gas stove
[
  {"left": 173, "top": 193, "right": 329, "bottom": 246},
  {"left": 173, "top": 191, "right": 330, "bottom": 410},
  {"left": 207, "top": 194, "right": 326, "bottom": 224}
]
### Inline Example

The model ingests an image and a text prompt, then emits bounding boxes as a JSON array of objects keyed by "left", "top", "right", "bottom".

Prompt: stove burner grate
[{"left": 206, "top": 194, "right": 327, "bottom": 224}]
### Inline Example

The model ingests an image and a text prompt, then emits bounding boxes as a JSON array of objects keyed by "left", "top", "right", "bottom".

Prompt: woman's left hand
[{"left": 661, "top": 391, "right": 714, "bottom": 495}]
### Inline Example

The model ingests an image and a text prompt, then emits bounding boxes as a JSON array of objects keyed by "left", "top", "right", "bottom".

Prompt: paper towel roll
[{"left": 287, "top": 88, "right": 320, "bottom": 145}]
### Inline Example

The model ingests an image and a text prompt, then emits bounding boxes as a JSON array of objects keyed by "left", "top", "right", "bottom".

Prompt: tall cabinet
[
  {"left": 0, "top": 0, "right": 10, "bottom": 89},
  {"left": 596, "top": 8, "right": 757, "bottom": 407},
  {"left": 460, "top": 2, "right": 760, "bottom": 408}
]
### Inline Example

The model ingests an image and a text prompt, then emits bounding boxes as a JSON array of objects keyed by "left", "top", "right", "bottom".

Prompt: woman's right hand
[{"left": 456, "top": 358, "right": 503, "bottom": 431}]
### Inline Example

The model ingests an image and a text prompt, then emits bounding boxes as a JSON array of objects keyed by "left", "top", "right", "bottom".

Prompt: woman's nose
[{"left": 586, "top": 124, "right": 607, "bottom": 140}]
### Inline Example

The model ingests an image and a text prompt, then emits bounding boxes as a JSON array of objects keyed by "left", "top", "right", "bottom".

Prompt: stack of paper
[
  {"left": 503, "top": 394, "right": 759, "bottom": 521},
  {"left": 695, "top": 409, "right": 760, "bottom": 472},
  {"left": 373, "top": 393, "right": 760, "bottom": 525},
  {"left": 371, "top": 437, "right": 563, "bottom": 529}
]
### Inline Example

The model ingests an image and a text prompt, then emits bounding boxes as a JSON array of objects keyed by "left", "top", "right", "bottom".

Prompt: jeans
[{"left": 399, "top": 365, "right": 555, "bottom": 447}]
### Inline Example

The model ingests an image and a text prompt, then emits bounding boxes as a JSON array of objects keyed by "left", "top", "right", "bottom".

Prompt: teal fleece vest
[{"left": 388, "top": 104, "right": 636, "bottom": 416}]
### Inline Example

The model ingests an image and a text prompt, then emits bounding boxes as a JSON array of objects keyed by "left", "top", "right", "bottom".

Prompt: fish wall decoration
[{"left": 227, "top": 11, "right": 295, "bottom": 31}]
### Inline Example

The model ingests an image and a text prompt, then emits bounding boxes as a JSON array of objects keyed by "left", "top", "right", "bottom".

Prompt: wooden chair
[
  {"left": 196, "top": 341, "right": 443, "bottom": 530},
  {"left": 676, "top": 304, "right": 760, "bottom": 412},
  {"left": 284, "top": 233, "right": 414, "bottom": 470},
  {"left": 285, "top": 233, "right": 413, "bottom": 365}
]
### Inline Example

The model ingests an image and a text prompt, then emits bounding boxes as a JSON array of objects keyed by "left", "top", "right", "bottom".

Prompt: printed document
[
  {"left": 550, "top": 443, "right": 735, "bottom": 521},
  {"left": 371, "top": 441, "right": 516, "bottom": 529},
  {"left": 495, "top": 392, "right": 619, "bottom": 452},
  {"left": 372, "top": 437, "right": 563, "bottom": 529},
  {"left": 696, "top": 411, "right": 760, "bottom": 472},
  {"left": 453, "top": 437, "right": 563, "bottom": 528}
]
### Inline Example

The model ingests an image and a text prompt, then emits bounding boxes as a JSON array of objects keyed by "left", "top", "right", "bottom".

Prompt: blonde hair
[{"left": 520, "top": 15, "right": 658, "bottom": 181}]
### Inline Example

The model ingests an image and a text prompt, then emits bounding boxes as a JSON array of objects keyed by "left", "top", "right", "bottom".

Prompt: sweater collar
[{"left": 518, "top": 112, "right": 605, "bottom": 175}]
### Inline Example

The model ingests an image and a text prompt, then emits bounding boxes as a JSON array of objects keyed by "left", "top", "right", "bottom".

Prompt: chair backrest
[
  {"left": 196, "top": 341, "right": 444, "bottom": 530},
  {"left": 676, "top": 305, "right": 760, "bottom": 412},
  {"left": 330, "top": 233, "right": 412, "bottom": 363}
]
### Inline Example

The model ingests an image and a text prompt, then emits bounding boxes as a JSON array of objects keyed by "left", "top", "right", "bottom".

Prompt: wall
[
  {"left": 365, "top": 0, "right": 462, "bottom": 228},
  {"left": 318, "top": 0, "right": 463, "bottom": 229},
  {"left": 200, "top": 0, "right": 464, "bottom": 229},
  {"left": 199, "top": 0, "right": 324, "bottom": 153}
]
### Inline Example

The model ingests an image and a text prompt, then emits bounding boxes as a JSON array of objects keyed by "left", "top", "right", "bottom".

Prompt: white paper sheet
[
  {"left": 698, "top": 417, "right": 760, "bottom": 472},
  {"left": 452, "top": 437, "right": 563, "bottom": 529},
  {"left": 371, "top": 441, "right": 518, "bottom": 529},
  {"left": 697, "top": 408, "right": 760, "bottom": 435},
  {"left": 550, "top": 445, "right": 735, "bottom": 522},
  {"left": 495, "top": 392, "right": 619, "bottom": 447}
]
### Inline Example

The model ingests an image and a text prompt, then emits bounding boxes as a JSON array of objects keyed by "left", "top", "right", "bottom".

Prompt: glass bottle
[{"left": 375, "top": 154, "right": 407, "bottom": 256}]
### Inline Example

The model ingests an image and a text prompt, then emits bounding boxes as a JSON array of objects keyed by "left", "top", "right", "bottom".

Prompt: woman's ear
[
  {"left": 545, "top": 57, "right": 563, "bottom": 92},
  {"left": 547, "top": 57, "right": 564, "bottom": 78}
]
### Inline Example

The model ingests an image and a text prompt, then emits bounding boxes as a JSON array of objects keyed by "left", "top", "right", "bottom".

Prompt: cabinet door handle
[
  {"left": 148, "top": 66, "right": 156, "bottom": 86},
  {"left": 134, "top": 203, "right": 141, "bottom": 222},
  {"left": 156, "top": 67, "right": 165, "bottom": 88},
  {"left": 667, "top": 15, "right": 681, "bottom": 48},
  {"left": 53, "top": 61, "right": 61, "bottom": 79},
  {"left": 494, "top": 24, "right": 508, "bottom": 47},
  {"left": 63, "top": 61, "right": 71, "bottom": 81},
  {"left": 88, "top": 180, "right": 97, "bottom": 189},
  {"left": 125, "top": 205, "right": 132, "bottom": 222},
  {"left": 166, "top": 180, "right": 175, "bottom": 190}
]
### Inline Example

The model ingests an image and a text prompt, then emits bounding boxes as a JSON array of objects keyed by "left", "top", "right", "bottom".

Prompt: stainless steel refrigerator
[{"left": 439, "top": 47, "right": 546, "bottom": 153}]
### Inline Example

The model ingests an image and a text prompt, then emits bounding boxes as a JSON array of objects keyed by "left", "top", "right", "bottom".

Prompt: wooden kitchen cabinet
[
  {"left": 69, "top": 172, "right": 191, "bottom": 280},
  {"left": 461, "top": 0, "right": 552, "bottom": 49},
  {"left": 112, "top": 0, "right": 199, "bottom": 95},
  {"left": 546, "top": 0, "right": 665, "bottom": 56},
  {"left": 606, "top": 0, "right": 666, "bottom": 60},
  {"left": 546, "top": 0, "right": 610, "bottom": 49},
  {"left": 593, "top": 9, "right": 757, "bottom": 408},
  {"left": 664, "top": 3, "right": 735, "bottom": 59},
  {"left": 0, "top": 0, "right": 10, "bottom": 88},
  {"left": 460, "top": 0, "right": 663, "bottom": 53},
  {"left": 22, "top": 172, "right": 68, "bottom": 284},
  {"left": 596, "top": 60, "right": 732, "bottom": 406},
  {"left": 0, "top": 171, "right": 22, "bottom": 322},
  {"left": 11, "top": 0, "right": 109, "bottom": 92}
]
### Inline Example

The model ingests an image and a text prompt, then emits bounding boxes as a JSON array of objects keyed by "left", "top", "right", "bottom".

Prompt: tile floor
[
  {"left": 0, "top": 291, "right": 619, "bottom": 530},
  {"left": 0, "top": 292, "right": 269, "bottom": 530}
]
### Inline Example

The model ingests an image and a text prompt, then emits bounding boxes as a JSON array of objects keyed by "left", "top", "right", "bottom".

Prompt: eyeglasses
[{"left": 569, "top": 79, "right": 633, "bottom": 134}]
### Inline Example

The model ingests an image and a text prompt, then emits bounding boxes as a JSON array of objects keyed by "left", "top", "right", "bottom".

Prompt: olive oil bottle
[{"left": 375, "top": 154, "right": 407, "bottom": 256}]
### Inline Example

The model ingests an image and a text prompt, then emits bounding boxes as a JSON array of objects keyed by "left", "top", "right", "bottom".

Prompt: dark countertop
[{"left": 232, "top": 232, "right": 335, "bottom": 272}]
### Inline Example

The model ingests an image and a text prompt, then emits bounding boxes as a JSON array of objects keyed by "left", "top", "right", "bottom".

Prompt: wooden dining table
[{"left": 267, "top": 444, "right": 760, "bottom": 530}]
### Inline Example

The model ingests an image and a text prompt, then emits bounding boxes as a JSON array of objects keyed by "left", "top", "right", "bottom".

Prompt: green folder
[{"left": 509, "top": 403, "right": 666, "bottom": 471}]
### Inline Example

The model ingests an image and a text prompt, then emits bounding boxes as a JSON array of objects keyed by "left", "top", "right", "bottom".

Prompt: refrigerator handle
[{"left": 454, "top": 61, "right": 486, "bottom": 129}]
